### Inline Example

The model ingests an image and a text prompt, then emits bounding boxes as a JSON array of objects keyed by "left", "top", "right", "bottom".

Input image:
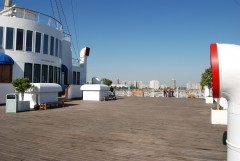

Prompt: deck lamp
[{"left": 210, "top": 43, "right": 240, "bottom": 161}]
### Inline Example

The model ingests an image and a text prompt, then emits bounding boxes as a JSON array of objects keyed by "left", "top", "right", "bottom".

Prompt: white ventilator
[
  {"left": 4, "top": 0, "right": 12, "bottom": 9},
  {"left": 210, "top": 43, "right": 240, "bottom": 161},
  {"left": 92, "top": 77, "right": 101, "bottom": 84},
  {"left": 80, "top": 47, "right": 90, "bottom": 85}
]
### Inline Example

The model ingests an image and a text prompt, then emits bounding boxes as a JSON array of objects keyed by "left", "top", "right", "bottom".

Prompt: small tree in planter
[
  {"left": 200, "top": 67, "right": 212, "bottom": 92},
  {"left": 101, "top": 78, "right": 112, "bottom": 86},
  {"left": 12, "top": 78, "right": 32, "bottom": 101},
  {"left": 200, "top": 67, "right": 220, "bottom": 109}
]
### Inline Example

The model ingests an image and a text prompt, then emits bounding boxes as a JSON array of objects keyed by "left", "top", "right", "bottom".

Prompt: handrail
[
  {"left": 0, "top": 5, "right": 65, "bottom": 32},
  {"left": 72, "top": 58, "right": 80, "bottom": 66}
]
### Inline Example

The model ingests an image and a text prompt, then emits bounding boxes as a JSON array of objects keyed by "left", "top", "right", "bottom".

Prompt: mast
[{"left": 4, "top": 0, "right": 12, "bottom": 9}]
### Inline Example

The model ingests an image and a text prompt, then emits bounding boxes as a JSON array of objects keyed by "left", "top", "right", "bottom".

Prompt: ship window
[
  {"left": 24, "top": 63, "right": 32, "bottom": 82},
  {"left": 57, "top": 67, "right": 60, "bottom": 84},
  {"left": 77, "top": 72, "right": 80, "bottom": 85},
  {"left": 41, "top": 64, "right": 48, "bottom": 83},
  {"left": 54, "top": 66, "right": 57, "bottom": 83},
  {"left": 0, "top": 64, "right": 12, "bottom": 83},
  {"left": 73, "top": 71, "right": 76, "bottom": 85},
  {"left": 26, "top": 30, "right": 33, "bottom": 51},
  {"left": 0, "top": 27, "right": 3, "bottom": 49},
  {"left": 35, "top": 32, "right": 41, "bottom": 53},
  {"left": 6, "top": 27, "right": 14, "bottom": 50},
  {"left": 16, "top": 29, "right": 24, "bottom": 50},
  {"left": 43, "top": 34, "right": 48, "bottom": 54},
  {"left": 49, "top": 65, "right": 53, "bottom": 83},
  {"left": 55, "top": 38, "right": 58, "bottom": 57},
  {"left": 33, "top": 64, "right": 41, "bottom": 83},
  {"left": 59, "top": 41, "right": 62, "bottom": 58},
  {"left": 50, "top": 36, "right": 54, "bottom": 56}
]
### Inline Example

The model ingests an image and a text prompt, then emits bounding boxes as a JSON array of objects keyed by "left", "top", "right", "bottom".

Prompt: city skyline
[
  {"left": 111, "top": 78, "right": 200, "bottom": 89},
  {"left": 9, "top": 0, "right": 240, "bottom": 86}
]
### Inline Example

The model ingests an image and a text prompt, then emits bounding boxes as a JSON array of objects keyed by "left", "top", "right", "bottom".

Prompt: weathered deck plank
[{"left": 0, "top": 97, "right": 226, "bottom": 161}]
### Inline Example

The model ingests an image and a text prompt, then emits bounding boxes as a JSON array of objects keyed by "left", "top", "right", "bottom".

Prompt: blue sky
[{"left": 4, "top": 0, "right": 240, "bottom": 86}]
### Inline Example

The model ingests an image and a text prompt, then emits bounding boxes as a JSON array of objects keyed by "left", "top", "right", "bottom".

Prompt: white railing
[
  {"left": 115, "top": 89, "right": 204, "bottom": 98},
  {"left": 0, "top": 5, "right": 63, "bottom": 31},
  {"left": 115, "top": 90, "right": 132, "bottom": 97}
]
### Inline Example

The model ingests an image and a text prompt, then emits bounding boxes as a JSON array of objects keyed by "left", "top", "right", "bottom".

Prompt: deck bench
[
  {"left": 99, "top": 97, "right": 106, "bottom": 101},
  {"left": 39, "top": 101, "right": 64, "bottom": 110}
]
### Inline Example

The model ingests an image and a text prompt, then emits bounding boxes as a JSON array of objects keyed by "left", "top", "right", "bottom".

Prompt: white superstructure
[{"left": 0, "top": 1, "right": 90, "bottom": 103}]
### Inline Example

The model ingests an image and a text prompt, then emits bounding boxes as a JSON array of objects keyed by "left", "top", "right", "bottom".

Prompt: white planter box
[
  {"left": 205, "top": 97, "right": 213, "bottom": 104},
  {"left": 211, "top": 109, "right": 227, "bottom": 125},
  {"left": 18, "top": 101, "right": 30, "bottom": 112}
]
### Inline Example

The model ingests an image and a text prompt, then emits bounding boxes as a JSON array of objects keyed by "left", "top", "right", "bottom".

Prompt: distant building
[
  {"left": 160, "top": 84, "right": 167, "bottom": 89},
  {"left": 137, "top": 81, "right": 146, "bottom": 89},
  {"left": 116, "top": 79, "right": 120, "bottom": 84},
  {"left": 186, "top": 81, "right": 201, "bottom": 90},
  {"left": 131, "top": 80, "right": 146, "bottom": 89},
  {"left": 191, "top": 83, "right": 201, "bottom": 90},
  {"left": 186, "top": 81, "right": 192, "bottom": 90},
  {"left": 133, "top": 81, "right": 137, "bottom": 88},
  {"left": 170, "top": 79, "right": 176, "bottom": 89},
  {"left": 149, "top": 80, "right": 159, "bottom": 90}
]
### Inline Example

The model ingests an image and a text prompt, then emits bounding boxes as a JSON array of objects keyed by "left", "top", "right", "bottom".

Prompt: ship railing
[
  {"left": 72, "top": 59, "right": 80, "bottom": 67},
  {"left": 63, "top": 32, "right": 71, "bottom": 42},
  {"left": 0, "top": 5, "right": 63, "bottom": 32}
]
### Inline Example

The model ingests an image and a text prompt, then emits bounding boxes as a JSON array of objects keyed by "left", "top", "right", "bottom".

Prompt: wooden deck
[{"left": 0, "top": 97, "right": 226, "bottom": 161}]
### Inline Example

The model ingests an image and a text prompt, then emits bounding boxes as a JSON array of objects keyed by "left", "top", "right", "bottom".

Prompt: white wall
[
  {"left": 61, "top": 40, "right": 72, "bottom": 84},
  {"left": 67, "top": 85, "right": 82, "bottom": 99}
]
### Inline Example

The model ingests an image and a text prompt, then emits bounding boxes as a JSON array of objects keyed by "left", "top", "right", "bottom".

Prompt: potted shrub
[
  {"left": 200, "top": 67, "right": 214, "bottom": 103},
  {"left": 12, "top": 78, "right": 32, "bottom": 112},
  {"left": 200, "top": 68, "right": 227, "bottom": 124},
  {"left": 211, "top": 103, "right": 227, "bottom": 125}
]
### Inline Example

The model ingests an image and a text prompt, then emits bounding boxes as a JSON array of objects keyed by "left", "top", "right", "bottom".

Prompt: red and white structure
[{"left": 210, "top": 43, "right": 240, "bottom": 160}]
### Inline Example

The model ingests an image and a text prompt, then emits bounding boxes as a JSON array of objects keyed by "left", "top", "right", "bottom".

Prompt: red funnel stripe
[{"left": 210, "top": 44, "right": 220, "bottom": 98}]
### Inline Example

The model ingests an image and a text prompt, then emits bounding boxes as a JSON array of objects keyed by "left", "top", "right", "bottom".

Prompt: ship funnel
[{"left": 4, "top": 0, "right": 12, "bottom": 9}]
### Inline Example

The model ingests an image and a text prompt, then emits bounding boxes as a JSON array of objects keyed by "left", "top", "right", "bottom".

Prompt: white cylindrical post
[{"left": 227, "top": 101, "right": 240, "bottom": 160}]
